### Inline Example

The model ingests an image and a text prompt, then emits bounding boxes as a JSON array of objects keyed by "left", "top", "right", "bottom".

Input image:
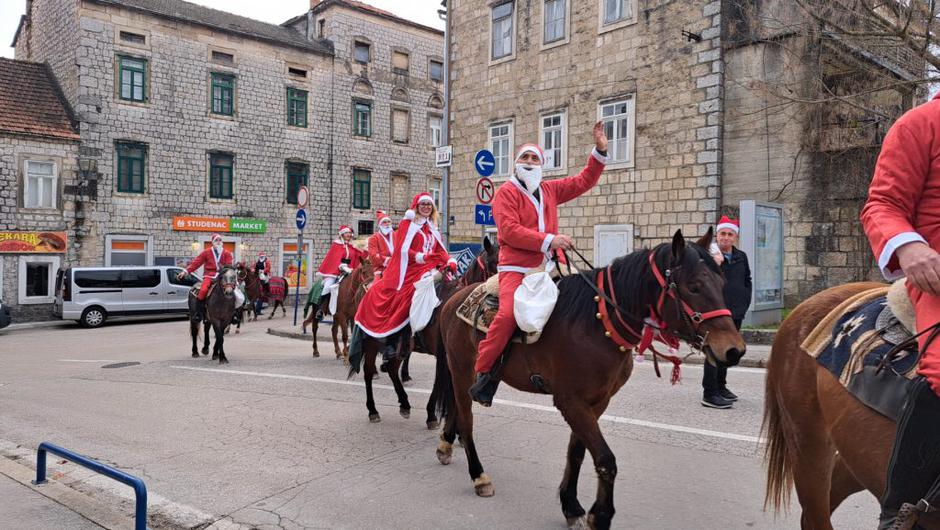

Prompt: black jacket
[{"left": 720, "top": 246, "right": 752, "bottom": 320}]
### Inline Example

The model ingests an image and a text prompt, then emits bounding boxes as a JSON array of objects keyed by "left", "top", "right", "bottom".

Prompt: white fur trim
[
  {"left": 541, "top": 234, "right": 555, "bottom": 254},
  {"left": 591, "top": 147, "right": 609, "bottom": 165},
  {"left": 416, "top": 253, "right": 426, "bottom": 264},
  {"left": 404, "top": 209, "right": 416, "bottom": 221},
  {"left": 879, "top": 232, "right": 927, "bottom": 281},
  {"left": 415, "top": 194, "right": 434, "bottom": 205},
  {"left": 716, "top": 222, "right": 739, "bottom": 234},
  {"left": 515, "top": 144, "right": 544, "bottom": 164},
  {"left": 447, "top": 258, "right": 457, "bottom": 265}
]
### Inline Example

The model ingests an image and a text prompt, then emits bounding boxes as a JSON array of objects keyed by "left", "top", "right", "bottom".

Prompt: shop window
[
  {"left": 18, "top": 255, "right": 60, "bottom": 304},
  {"left": 280, "top": 240, "right": 311, "bottom": 289},
  {"left": 107, "top": 236, "right": 150, "bottom": 266}
]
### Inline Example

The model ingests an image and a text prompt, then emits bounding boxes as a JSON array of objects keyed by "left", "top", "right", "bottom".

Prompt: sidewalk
[
  {"left": 0, "top": 472, "right": 103, "bottom": 530},
  {"left": 265, "top": 320, "right": 772, "bottom": 369}
]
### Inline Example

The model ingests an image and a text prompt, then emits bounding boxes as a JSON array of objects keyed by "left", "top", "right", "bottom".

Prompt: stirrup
[{"left": 885, "top": 501, "right": 925, "bottom": 530}]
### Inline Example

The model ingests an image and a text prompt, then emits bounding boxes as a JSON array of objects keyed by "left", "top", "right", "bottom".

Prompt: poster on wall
[
  {"left": 281, "top": 242, "right": 310, "bottom": 289},
  {"left": 754, "top": 205, "right": 783, "bottom": 306},
  {"left": 0, "top": 231, "right": 67, "bottom": 253}
]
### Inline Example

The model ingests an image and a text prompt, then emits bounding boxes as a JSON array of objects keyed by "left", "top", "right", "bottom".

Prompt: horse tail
[
  {"left": 433, "top": 347, "right": 454, "bottom": 424},
  {"left": 761, "top": 342, "right": 794, "bottom": 513}
]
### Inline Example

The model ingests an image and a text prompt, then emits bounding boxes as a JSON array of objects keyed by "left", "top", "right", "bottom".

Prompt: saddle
[{"left": 802, "top": 280, "right": 919, "bottom": 421}]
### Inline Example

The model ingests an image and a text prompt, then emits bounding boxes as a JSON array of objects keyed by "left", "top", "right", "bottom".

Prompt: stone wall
[{"left": 16, "top": 0, "right": 80, "bottom": 103}]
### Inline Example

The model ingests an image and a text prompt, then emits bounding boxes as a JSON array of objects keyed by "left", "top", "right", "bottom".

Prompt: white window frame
[
  {"left": 597, "top": 96, "right": 636, "bottom": 169},
  {"left": 598, "top": 0, "right": 638, "bottom": 34},
  {"left": 18, "top": 255, "right": 60, "bottom": 304},
  {"left": 429, "top": 114, "right": 443, "bottom": 148},
  {"left": 489, "top": 2, "right": 516, "bottom": 65},
  {"left": 0, "top": 258, "right": 4, "bottom": 300},
  {"left": 489, "top": 121, "right": 514, "bottom": 178},
  {"left": 429, "top": 177, "right": 442, "bottom": 209},
  {"left": 105, "top": 234, "right": 154, "bottom": 266},
  {"left": 539, "top": 110, "right": 567, "bottom": 174},
  {"left": 541, "top": 0, "right": 570, "bottom": 50},
  {"left": 23, "top": 159, "right": 58, "bottom": 209}
]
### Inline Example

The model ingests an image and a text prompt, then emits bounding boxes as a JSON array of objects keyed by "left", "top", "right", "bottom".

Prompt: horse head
[
  {"left": 481, "top": 236, "right": 499, "bottom": 277},
  {"left": 217, "top": 267, "right": 239, "bottom": 297},
  {"left": 357, "top": 259, "right": 374, "bottom": 282},
  {"left": 651, "top": 228, "right": 746, "bottom": 367}
]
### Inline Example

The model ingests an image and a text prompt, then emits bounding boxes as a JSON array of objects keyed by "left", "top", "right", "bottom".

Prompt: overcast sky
[{"left": 0, "top": 0, "right": 444, "bottom": 59}]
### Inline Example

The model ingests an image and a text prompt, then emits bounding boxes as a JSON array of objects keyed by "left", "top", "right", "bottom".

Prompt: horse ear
[
  {"left": 695, "top": 227, "right": 714, "bottom": 250},
  {"left": 483, "top": 236, "right": 493, "bottom": 254},
  {"left": 671, "top": 229, "right": 685, "bottom": 264}
]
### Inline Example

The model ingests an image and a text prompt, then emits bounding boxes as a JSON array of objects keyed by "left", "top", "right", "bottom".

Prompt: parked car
[
  {"left": 54, "top": 266, "right": 200, "bottom": 328},
  {"left": 0, "top": 299, "right": 10, "bottom": 329}
]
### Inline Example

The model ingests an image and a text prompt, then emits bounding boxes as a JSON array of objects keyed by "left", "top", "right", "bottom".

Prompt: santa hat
[
  {"left": 514, "top": 143, "right": 544, "bottom": 164},
  {"left": 716, "top": 216, "right": 740, "bottom": 234},
  {"left": 375, "top": 210, "right": 391, "bottom": 224},
  {"left": 338, "top": 225, "right": 353, "bottom": 236},
  {"left": 211, "top": 233, "right": 223, "bottom": 243},
  {"left": 411, "top": 193, "right": 435, "bottom": 209},
  {"left": 258, "top": 251, "right": 265, "bottom": 257}
]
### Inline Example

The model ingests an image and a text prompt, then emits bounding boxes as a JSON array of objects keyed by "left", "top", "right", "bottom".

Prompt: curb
[
  {"left": 741, "top": 328, "right": 777, "bottom": 345},
  {"left": 2, "top": 320, "right": 73, "bottom": 332}
]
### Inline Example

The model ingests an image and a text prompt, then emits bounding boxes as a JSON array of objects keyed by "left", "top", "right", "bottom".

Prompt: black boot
[
  {"left": 193, "top": 298, "right": 206, "bottom": 321},
  {"left": 379, "top": 343, "right": 398, "bottom": 373},
  {"left": 879, "top": 377, "right": 940, "bottom": 530},
  {"left": 469, "top": 372, "right": 501, "bottom": 407}
]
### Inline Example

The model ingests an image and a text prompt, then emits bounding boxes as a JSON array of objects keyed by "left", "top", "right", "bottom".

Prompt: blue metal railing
[{"left": 34, "top": 442, "right": 148, "bottom": 530}]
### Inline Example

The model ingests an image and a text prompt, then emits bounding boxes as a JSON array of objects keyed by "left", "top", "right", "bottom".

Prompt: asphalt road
[{"left": 0, "top": 319, "right": 879, "bottom": 529}]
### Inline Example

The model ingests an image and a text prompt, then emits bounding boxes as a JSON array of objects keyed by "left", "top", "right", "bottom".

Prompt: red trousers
[
  {"left": 909, "top": 284, "right": 940, "bottom": 396},
  {"left": 476, "top": 271, "right": 524, "bottom": 373},
  {"left": 197, "top": 277, "right": 213, "bottom": 301}
]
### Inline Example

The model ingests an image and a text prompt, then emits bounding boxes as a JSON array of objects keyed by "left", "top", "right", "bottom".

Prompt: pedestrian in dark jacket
[{"left": 702, "top": 216, "right": 752, "bottom": 409}]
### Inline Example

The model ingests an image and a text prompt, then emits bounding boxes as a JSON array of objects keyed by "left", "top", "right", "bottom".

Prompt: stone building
[
  {"left": 447, "top": 0, "right": 921, "bottom": 309},
  {"left": 10, "top": 0, "right": 444, "bottom": 321},
  {"left": 0, "top": 58, "right": 80, "bottom": 321}
]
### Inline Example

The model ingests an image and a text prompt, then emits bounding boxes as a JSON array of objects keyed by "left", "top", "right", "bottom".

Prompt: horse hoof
[
  {"left": 219, "top": 358, "right": 229, "bottom": 365},
  {"left": 312, "top": 351, "right": 320, "bottom": 358},
  {"left": 436, "top": 440, "right": 453, "bottom": 465},
  {"left": 202, "top": 349, "right": 209, "bottom": 356},
  {"left": 426, "top": 420, "right": 440, "bottom": 430},
  {"left": 235, "top": 329, "right": 239, "bottom": 334},
  {"left": 369, "top": 413, "right": 381, "bottom": 423},
  {"left": 567, "top": 516, "right": 589, "bottom": 530},
  {"left": 473, "top": 473, "right": 495, "bottom": 497},
  {"left": 402, "top": 377, "right": 413, "bottom": 385},
  {"left": 400, "top": 407, "right": 410, "bottom": 419},
  {"left": 211, "top": 355, "right": 219, "bottom": 361},
  {"left": 191, "top": 352, "right": 199, "bottom": 358}
]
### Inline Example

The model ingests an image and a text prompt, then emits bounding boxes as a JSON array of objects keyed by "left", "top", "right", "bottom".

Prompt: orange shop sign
[
  {"left": 0, "top": 231, "right": 67, "bottom": 253},
  {"left": 172, "top": 216, "right": 267, "bottom": 233}
]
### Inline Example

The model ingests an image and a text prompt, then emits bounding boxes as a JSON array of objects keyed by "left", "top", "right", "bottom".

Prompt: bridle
[
  {"left": 647, "top": 251, "right": 731, "bottom": 347},
  {"left": 217, "top": 268, "right": 238, "bottom": 292},
  {"left": 458, "top": 251, "right": 495, "bottom": 286}
]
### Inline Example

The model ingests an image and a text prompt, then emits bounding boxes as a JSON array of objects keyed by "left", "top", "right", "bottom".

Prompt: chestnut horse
[
  {"left": 433, "top": 230, "right": 745, "bottom": 530},
  {"left": 762, "top": 282, "right": 940, "bottom": 529},
  {"left": 303, "top": 260, "right": 374, "bottom": 361}
]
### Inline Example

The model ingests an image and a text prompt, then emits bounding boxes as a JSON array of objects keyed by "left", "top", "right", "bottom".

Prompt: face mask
[
  {"left": 380, "top": 225, "right": 393, "bottom": 236},
  {"left": 515, "top": 163, "right": 543, "bottom": 192}
]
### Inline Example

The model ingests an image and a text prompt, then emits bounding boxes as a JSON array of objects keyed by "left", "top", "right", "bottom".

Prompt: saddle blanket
[
  {"left": 455, "top": 273, "right": 546, "bottom": 344},
  {"left": 801, "top": 284, "right": 920, "bottom": 421},
  {"left": 266, "top": 276, "right": 287, "bottom": 301}
]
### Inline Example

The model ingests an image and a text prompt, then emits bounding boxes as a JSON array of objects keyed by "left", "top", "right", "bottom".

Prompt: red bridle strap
[
  {"left": 647, "top": 252, "right": 731, "bottom": 327},
  {"left": 595, "top": 270, "right": 641, "bottom": 352}
]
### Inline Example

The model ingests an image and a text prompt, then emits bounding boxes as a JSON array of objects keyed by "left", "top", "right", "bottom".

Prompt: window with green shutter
[
  {"left": 116, "top": 142, "right": 146, "bottom": 193},
  {"left": 352, "top": 169, "right": 371, "bottom": 209},
  {"left": 353, "top": 101, "right": 372, "bottom": 137},
  {"left": 286, "top": 161, "right": 309, "bottom": 204},
  {"left": 209, "top": 153, "right": 234, "bottom": 199},
  {"left": 118, "top": 56, "right": 147, "bottom": 102},
  {"left": 287, "top": 88, "right": 308, "bottom": 127},
  {"left": 211, "top": 73, "right": 235, "bottom": 116}
]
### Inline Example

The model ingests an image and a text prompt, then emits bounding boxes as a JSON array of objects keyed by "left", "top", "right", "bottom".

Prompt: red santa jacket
[
  {"left": 861, "top": 93, "right": 940, "bottom": 280},
  {"left": 186, "top": 247, "right": 234, "bottom": 278},
  {"left": 493, "top": 148, "right": 608, "bottom": 272},
  {"left": 254, "top": 257, "right": 271, "bottom": 276},
  {"left": 354, "top": 211, "right": 454, "bottom": 337},
  {"left": 317, "top": 240, "right": 363, "bottom": 278},
  {"left": 367, "top": 230, "right": 395, "bottom": 274}
]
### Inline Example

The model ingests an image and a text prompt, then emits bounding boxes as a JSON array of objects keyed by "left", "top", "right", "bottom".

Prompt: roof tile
[{"left": 0, "top": 58, "right": 79, "bottom": 141}]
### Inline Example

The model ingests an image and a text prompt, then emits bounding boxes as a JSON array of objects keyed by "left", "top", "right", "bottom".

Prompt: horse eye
[{"left": 688, "top": 284, "right": 701, "bottom": 294}]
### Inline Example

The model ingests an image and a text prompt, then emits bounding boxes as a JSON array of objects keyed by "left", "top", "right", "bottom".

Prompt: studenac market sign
[{"left": 172, "top": 216, "right": 267, "bottom": 234}]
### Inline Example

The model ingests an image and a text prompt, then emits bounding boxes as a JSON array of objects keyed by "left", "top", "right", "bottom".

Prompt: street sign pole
[{"left": 292, "top": 207, "right": 308, "bottom": 327}]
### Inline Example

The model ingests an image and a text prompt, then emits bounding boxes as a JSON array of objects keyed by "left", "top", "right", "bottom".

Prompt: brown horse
[
  {"left": 187, "top": 266, "right": 239, "bottom": 364},
  {"left": 762, "top": 282, "right": 940, "bottom": 529},
  {"left": 303, "top": 260, "right": 374, "bottom": 361},
  {"left": 265, "top": 276, "right": 289, "bottom": 319},
  {"left": 434, "top": 230, "right": 745, "bottom": 530},
  {"left": 235, "top": 263, "right": 264, "bottom": 322}
]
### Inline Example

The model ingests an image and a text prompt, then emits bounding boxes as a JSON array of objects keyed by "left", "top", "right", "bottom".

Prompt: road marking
[
  {"left": 58, "top": 359, "right": 121, "bottom": 363},
  {"left": 171, "top": 365, "right": 764, "bottom": 444}
]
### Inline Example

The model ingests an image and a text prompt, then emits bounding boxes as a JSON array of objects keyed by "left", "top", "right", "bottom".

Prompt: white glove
[{"left": 339, "top": 264, "right": 352, "bottom": 274}]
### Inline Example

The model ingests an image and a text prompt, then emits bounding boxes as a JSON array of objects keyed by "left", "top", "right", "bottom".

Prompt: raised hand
[{"left": 593, "top": 121, "right": 608, "bottom": 152}]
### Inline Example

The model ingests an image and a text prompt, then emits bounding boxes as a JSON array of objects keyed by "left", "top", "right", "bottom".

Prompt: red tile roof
[
  {"left": 309, "top": 0, "right": 444, "bottom": 36},
  {"left": 0, "top": 58, "right": 79, "bottom": 141}
]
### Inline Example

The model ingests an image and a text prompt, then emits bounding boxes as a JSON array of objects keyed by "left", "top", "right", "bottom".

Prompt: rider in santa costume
[
  {"left": 354, "top": 193, "right": 457, "bottom": 341},
  {"left": 316, "top": 225, "right": 363, "bottom": 317},
  {"left": 178, "top": 233, "right": 234, "bottom": 315},
  {"left": 367, "top": 210, "right": 395, "bottom": 279},
  {"left": 861, "top": 92, "right": 940, "bottom": 529},
  {"left": 469, "top": 122, "right": 609, "bottom": 406},
  {"left": 252, "top": 251, "right": 272, "bottom": 315}
]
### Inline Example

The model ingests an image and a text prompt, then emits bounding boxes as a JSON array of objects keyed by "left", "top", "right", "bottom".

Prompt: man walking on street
[{"left": 702, "top": 216, "right": 752, "bottom": 409}]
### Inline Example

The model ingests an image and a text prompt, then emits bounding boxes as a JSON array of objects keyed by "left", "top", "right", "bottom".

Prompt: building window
[
  {"left": 429, "top": 115, "right": 443, "bottom": 147},
  {"left": 391, "top": 173, "right": 409, "bottom": 212},
  {"left": 491, "top": 2, "right": 514, "bottom": 60},
  {"left": 286, "top": 161, "right": 309, "bottom": 204},
  {"left": 602, "top": 0, "right": 633, "bottom": 25},
  {"left": 106, "top": 235, "right": 151, "bottom": 266},
  {"left": 24, "top": 160, "right": 56, "bottom": 209},
  {"left": 429, "top": 177, "right": 442, "bottom": 209},
  {"left": 489, "top": 122, "right": 512, "bottom": 176},
  {"left": 544, "top": 0, "right": 566, "bottom": 43},
  {"left": 358, "top": 220, "right": 374, "bottom": 236},
  {"left": 392, "top": 108, "right": 410, "bottom": 143},
  {"left": 354, "top": 40, "right": 371, "bottom": 64},
  {"left": 116, "top": 141, "right": 146, "bottom": 193},
  {"left": 210, "top": 50, "right": 235, "bottom": 65},
  {"left": 118, "top": 56, "right": 147, "bottom": 102},
  {"left": 317, "top": 19, "right": 326, "bottom": 38},
  {"left": 119, "top": 31, "right": 146, "bottom": 45},
  {"left": 18, "top": 255, "right": 60, "bottom": 304},
  {"left": 288, "top": 67, "right": 308, "bottom": 78},
  {"left": 540, "top": 112, "right": 565, "bottom": 170},
  {"left": 599, "top": 97, "right": 635, "bottom": 165},
  {"left": 353, "top": 101, "right": 372, "bottom": 137},
  {"left": 352, "top": 169, "right": 371, "bottom": 209},
  {"left": 210, "top": 73, "right": 235, "bottom": 116},
  {"left": 392, "top": 50, "right": 410, "bottom": 72},
  {"left": 209, "top": 153, "right": 234, "bottom": 199},
  {"left": 287, "top": 87, "right": 308, "bottom": 128},
  {"left": 429, "top": 59, "right": 444, "bottom": 82}
]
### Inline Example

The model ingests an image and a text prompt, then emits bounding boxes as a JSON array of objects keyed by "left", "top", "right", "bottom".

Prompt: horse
[
  {"left": 187, "top": 266, "right": 239, "bottom": 364},
  {"left": 762, "top": 282, "right": 940, "bottom": 530},
  {"left": 433, "top": 230, "right": 745, "bottom": 530},
  {"left": 236, "top": 263, "right": 264, "bottom": 323},
  {"left": 303, "top": 260, "right": 374, "bottom": 361},
  {"left": 265, "top": 276, "right": 288, "bottom": 319}
]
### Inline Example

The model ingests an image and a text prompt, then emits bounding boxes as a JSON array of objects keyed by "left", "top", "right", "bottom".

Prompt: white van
[{"left": 54, "top": 266, "right": 201, "bottom": 327}]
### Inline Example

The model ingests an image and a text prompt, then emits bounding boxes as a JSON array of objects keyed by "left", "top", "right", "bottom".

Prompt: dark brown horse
[
  {"left": 434, "top": 230, "right": 745, "bottom": 530},
  {"left": 265, "top": 276, "right": 288, "bottom": 319},
  {"left": 236, "top": 263, "right": 264, "bottom": 323},
  {"left": 188, "top": 266, "right": 239, "bottom": 364},
  {"left": 303, "top": 260, "right": 374, "bottom": 361},
  {"left": 762, "top": 282, "right": 940, "bottom": 529}
]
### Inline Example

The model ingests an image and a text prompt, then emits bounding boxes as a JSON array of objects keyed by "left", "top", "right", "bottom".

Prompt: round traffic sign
[
  {"left": 297, "top": 186, "right": 309, "bottom": 208},
  {"left": 476, "top": 177, "right": 495, "bottom": 204},
  {"left": 474, "top": 150, "right": 496, "bottom": 177},
  {"left": 295, "top": 209, "right": 307, "bottom": 231}
]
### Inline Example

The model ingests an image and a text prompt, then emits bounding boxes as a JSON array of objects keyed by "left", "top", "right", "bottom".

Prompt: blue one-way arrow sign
[
  {"left": 295, "top": 209, "right": 307, "bottom": 230},
  {"left": 474, "top": 204, "right": 495, "bottom": 226},
  {"left": 474, "top": 150, "right": 496, "bottom": 177}
]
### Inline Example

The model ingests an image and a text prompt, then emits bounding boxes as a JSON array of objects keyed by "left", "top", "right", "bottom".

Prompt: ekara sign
[{"left": 172, "top": 216, "right": 267, "bottom": 234}]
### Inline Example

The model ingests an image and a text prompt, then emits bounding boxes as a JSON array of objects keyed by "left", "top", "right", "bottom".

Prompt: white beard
[
  {"left": 213, "top": 243, "right": 223, "bottom": 252},
  {"left": 515, "top": 164, "right": 543, "bottom": 193},
  {"left": 380, "top": 225, "right": 393, "bottom": 236}
]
